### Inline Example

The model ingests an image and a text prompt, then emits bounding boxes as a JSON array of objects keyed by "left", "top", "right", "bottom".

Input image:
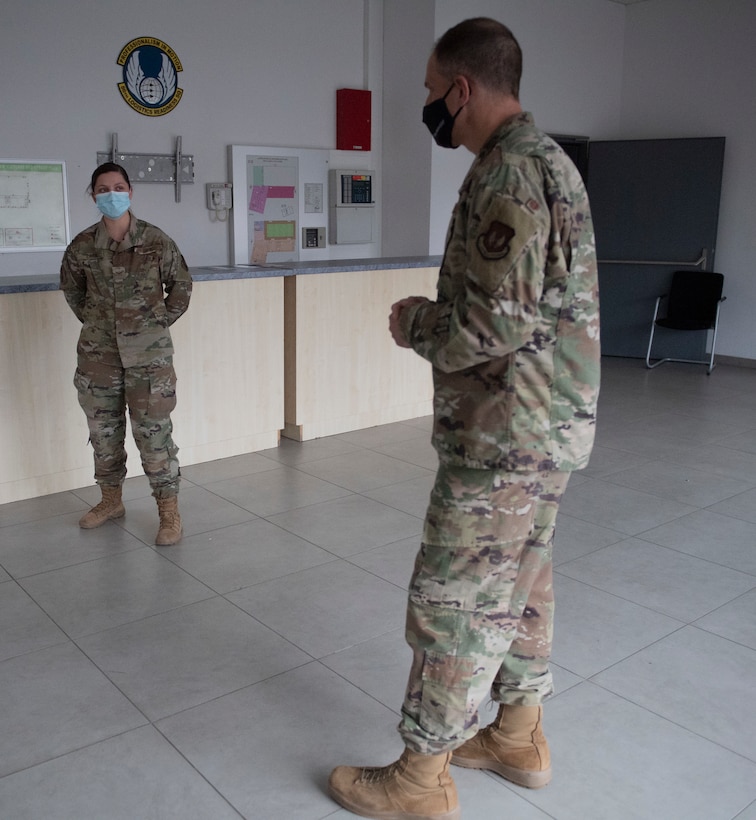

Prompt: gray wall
[
  {"left": 0, "top": 0, "right": 382, "bottom": 273},
  {"left": 392, "top": 0, "right": 755, "bottom": 360},
  {"left": 382, "top": 0, "right": 435, "bottom": 256},
  {"left": 423, "top": 0, "right": 627, "bottom": 254},
  {"left": 620, "top": 0, "right": 756, "bottom": 362},
  {"left": 1, "top": 0, "right": 753, "bottom": 359}
]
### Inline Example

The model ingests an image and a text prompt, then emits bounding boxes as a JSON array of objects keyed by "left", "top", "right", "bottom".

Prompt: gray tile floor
[{"left": 1, "top": 357, "right": 756, "bottom": 820}]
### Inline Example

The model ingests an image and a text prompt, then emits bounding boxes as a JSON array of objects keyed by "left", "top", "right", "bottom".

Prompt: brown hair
[
  {"left": 434, "top": 17, "right": 522, "bottom": 99},
  {"left": 88, "top": 162, "right": 132, "bottom": 194}
]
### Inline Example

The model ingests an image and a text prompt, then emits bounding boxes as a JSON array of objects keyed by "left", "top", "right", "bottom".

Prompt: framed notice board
[
  {"left": 230, "top": 145, "right": 331, "bottom": 265},
  {"left": 0, "top": 160, "right": 70, "bottom": 252}
]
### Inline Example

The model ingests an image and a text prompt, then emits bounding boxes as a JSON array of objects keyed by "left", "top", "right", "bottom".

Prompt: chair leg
[
  {"left": 706, "top": 303, "right": 722, "bottom": 374},
  {"left": 646, "top": 296, "right": 724, "bottom": 374},
  {"left": 645, "top": 297, "right": 663, "bottom": 369}
]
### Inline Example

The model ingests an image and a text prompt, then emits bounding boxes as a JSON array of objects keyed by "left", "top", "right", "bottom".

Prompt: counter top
[
  {"left": 0, "top": 256, "right": 442, "bottom": 294},
  {"left": 261, "top": 256, "right": 442, "bottom": 276},
  {"left": 0, "top": 274, "right": 67, "bottom": 294}
]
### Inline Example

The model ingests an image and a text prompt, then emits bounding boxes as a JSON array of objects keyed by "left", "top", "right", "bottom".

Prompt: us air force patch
[
  {"left": 117, "top": 37, "right": 183, "bottom": 116},
  {"left": 476, "top": 220, "right": 515, "bottom": 260}
]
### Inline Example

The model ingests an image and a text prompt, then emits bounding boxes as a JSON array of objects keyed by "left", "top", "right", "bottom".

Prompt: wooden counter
[
  {"left": 283, "top": 264, "right": 437, "bottom": 440},
  {"left": 0, "top": 276, "right": 284, "bottom": 505},
  {"left": 0, "top": 257, "right": 439, "bottom": 504}
]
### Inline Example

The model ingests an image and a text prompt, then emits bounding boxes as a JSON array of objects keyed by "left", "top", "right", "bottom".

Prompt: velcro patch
[
  {"left": 476, "top": 220, "right": 515, "bottom": 260},
  {"left": 468, "top": 196, "right": 543, "bottom": 293}
]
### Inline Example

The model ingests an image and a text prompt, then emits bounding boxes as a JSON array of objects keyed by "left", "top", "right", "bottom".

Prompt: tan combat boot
[
  {"left": 328, "top": 748, "right": 460, "bottom": 820},
  {"left": 155, "top": 496, "right": 183, "bottom": 546},
  {"left": 452, "top": 704, "right": 551, "bottom": 789},
  {"left": 79, "top": 484, "right": 125, "bottom": 529}
]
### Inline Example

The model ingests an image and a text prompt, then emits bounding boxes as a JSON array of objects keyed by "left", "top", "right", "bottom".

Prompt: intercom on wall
[
  {"left": 328, "top": 169, "right": 375, "bottom": 244},
  {"left": 206, "top": 182, "right": 233, "bottom": 222}
]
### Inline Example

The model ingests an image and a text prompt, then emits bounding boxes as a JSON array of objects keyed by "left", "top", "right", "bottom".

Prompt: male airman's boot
[
  {"left": 79, "top": 484, "right": 125, "bottom": 529},
  {"left": 155, "top": 495, "right": 183, "bottom": 546},
  {"left": 452, "top": 704, "right": 551, "bottom": 789},
  {"left": 328, "top": 748, "right": 460, "bottom": 820}
]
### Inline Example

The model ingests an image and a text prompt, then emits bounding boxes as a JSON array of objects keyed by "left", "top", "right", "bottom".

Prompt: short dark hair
[
  {"left": 434, "top": 17, "right": 522, "bottom": 99},
  {"left": 89, "top": 162, "right": 131, "bottom": 193}
]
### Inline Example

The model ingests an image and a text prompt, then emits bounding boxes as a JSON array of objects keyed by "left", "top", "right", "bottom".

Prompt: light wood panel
[
  {"left": 1, "top": 266, "right": 438, "bottom": 504},
  {"left": 284, "top": 267, "right": 437, "bottom": 440},
  {"left": 170, "top": 277, "right": 283, "bottom": 464},
  {"left": 0, "top": 290, "right": 89, "bottom": 503},
  {"left": 0, "top": 278, "right": 283, "bottom": 504}
]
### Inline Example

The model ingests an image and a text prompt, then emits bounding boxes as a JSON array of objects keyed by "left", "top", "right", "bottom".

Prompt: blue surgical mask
[{"left": 95, "top": 191, "right": 131, "bottom": 219}]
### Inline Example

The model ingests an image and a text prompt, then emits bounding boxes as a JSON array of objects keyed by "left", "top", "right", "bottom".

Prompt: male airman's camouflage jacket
[{"left": 400, "top": 112, "right": 600, "bottom": 472}]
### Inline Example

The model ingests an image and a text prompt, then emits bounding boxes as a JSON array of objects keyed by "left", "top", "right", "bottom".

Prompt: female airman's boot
[
  {"left": 452, "top": 704, "right": 551, "bottom": 789},
  {"left": 328, "top": 748, "right": 460, "bottom": 819},
  {"left": 79, "top": 484, "right": 125, "bottom": 529},
  {"left": 155, "top": 495, "right": 183, "bottom": 545}
]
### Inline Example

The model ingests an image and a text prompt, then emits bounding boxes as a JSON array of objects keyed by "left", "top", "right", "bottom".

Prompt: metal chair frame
[{"left": 645, "top": 272, "right": 726, "bottom": 375}]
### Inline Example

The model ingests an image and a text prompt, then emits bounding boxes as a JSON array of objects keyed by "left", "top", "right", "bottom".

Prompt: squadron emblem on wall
[{"left": 117, "top": 37, "right": 183, "bottom": 117}]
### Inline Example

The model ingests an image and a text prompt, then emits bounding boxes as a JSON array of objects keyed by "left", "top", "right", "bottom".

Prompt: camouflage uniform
[
  {"left": 60, "top": 211, "right": 191, "bottom": 498},
  {"left": 397, "top": 112, "right": 600, "bottom": 754}
]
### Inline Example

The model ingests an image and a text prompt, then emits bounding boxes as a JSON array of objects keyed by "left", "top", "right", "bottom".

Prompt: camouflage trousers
[
  {"left": 74, "top": 357, "right": 180, "bottom": 498},
  {"left": 399, "top": 464, "right": 570, "bottom": 755}
]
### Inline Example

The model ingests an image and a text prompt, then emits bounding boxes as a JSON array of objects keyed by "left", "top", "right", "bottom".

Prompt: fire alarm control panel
[{"left": 329, "top": 169, "right": 375, "bottom": 244}]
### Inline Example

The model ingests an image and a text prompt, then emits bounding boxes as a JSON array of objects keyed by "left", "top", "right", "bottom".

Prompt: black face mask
[{"left": 422, "top": 84, "right": 461, "bottom": 149}]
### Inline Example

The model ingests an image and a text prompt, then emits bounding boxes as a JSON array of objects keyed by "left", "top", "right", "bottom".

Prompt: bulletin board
[
  {"left": 0, "top": 160, "right": 70, "bottom": 252},
  {"left": 229, "top": 145, "right": 330, "bottom": 266}
]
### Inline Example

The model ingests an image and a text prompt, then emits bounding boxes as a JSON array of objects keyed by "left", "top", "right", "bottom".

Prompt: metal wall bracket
[{"left": 97, "top": 133, "right": 194, "bottom": 202}]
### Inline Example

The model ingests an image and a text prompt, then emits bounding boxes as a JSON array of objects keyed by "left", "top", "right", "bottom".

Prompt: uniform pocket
[
  {"left": 412, "top": 467, "right": 537, "bottom": 611},
  {"left": 146, "top": 364, "right": 177, "bottom": 418},
  {"left": 418, "top": 650, "right": 475, "bottom": 740},
  {"left": 73, "top": 368, "right": 93, "bottom": 415},
  {"left": 423, "top": 466, "right": 535, "bottom": 549},
  {"left": 73, "top": 368, "right": 91, "bottom": 393}
]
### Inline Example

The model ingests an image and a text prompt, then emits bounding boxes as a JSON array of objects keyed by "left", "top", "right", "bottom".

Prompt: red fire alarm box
[{"left": 337, "top": 88, "right": 371, "bottom": 151}]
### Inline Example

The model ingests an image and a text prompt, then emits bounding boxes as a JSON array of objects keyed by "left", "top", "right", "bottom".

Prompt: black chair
[{"left": 645, "top": 270, "right": 726, "bottom": 374}]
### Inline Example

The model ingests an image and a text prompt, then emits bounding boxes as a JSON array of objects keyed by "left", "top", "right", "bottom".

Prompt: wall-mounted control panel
[
  {"left": 302, "top": 227, "right": 326, "bottom": 249},
  {"left": 338, "top": 172, "right": 372, "bottom": 204},
  {"left": 329, "top": 169, "right": 375, "bottom": 244}
]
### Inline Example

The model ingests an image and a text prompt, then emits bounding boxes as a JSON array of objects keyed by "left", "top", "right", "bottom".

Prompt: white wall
[
  {"left": 620, "top": 0, "right": 756, "bottom": 358},
  {"left": 409, "top": 0, "right": 754, "bottom": 360},
  {"left": 2, "top": 0, "right": 754, "bottom": 359},
  {"left": 426, "top": 0, "right": 627, "bottom": 253},
  {"left": 382, "top": 0, "right": 435, "bottom": 256},
  {"left": 0, "top": 0, "right": 382, "bottom": 275}
]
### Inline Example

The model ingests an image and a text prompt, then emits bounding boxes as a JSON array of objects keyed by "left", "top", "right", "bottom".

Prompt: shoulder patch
[{"left": 476, "top": 220, "right": 515, "bottom": 260}]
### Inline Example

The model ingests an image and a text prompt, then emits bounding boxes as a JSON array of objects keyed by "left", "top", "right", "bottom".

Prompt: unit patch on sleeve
[{"left": 476, "top": 220, "right": 516, "bottom": 260}]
